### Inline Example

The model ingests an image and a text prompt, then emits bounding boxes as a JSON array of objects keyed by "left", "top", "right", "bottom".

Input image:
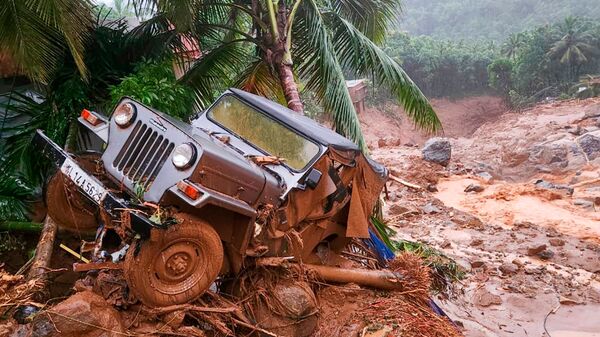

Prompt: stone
[
  {"left": 499, "top": 263, "right": 519, "bottom": 275},
  {"left": 474, "top": 288, "right": 502, "bottom": 307},
  {"left": 30, "top": 291, "right": 124, "bottom": 337},
  {"left": 549, "top": 238, "right": 565, "bottom": 247},
  {"left": 426, "top": 184, "right": 439, "bottom": 192},
  {"left": 538, "top": 250, "right": 555, "bottom": 260},
  {"left": 470, "top": 239, "right": 484, "bottom": 247},
  {"left": 527, "top": 244, "right": 547, "bottom": 256},
  {"left": 421, "top": 203, "right": 442, "bottom": 214},
  {"left": 452, "top": 212, "right": 484, "bottom": 229},
  {"left": 422, "top": 137, "right": 452, "bottom": 166},
  {"left": 377, "top": 138, "right": 387, "bottom": 148},
  {"left": 574, "top": 199, "right": 594, "bottom": 209},
  {"left": 583, "top": 103, "right": 600, "bottom": 119},
  {"left": 512, "top": 258, "right": 524, "bottom": 267},
  {"left": 476, "top": 171, "right": 494, "bottom": 183},
  {"left": 534, "top": 179, "right": 574, "bottom": 196},
  {"left": 470, "top": 260, "right": 486, "bottom": 268},
  {"left": 389, "top": 204, "right": 409, "bottom": 215},
  {"left": 578, "top": 134, "right": 600, "bottom": 160},
  {"left": 464, "top": 183, "right": 485, "bottom": 193}
]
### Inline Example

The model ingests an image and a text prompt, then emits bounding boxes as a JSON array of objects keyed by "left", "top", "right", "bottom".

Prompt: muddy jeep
[{"left": 36, "top": 88, "right": 387, "bottom": 307}]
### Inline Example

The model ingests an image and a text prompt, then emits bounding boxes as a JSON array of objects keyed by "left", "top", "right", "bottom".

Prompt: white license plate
[{"left": 60, "top": 157, "right": 107, "bottom": 204}]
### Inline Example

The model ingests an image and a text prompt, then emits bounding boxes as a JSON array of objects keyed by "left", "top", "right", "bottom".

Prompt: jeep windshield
[{"left": 207, "top": 95, "right": 320, "bottom": 171}]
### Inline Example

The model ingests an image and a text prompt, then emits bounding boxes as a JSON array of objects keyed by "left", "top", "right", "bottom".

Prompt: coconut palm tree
[
  {"left": 502, "top": 33, "right": 524, "bottom": 60},
  {"left": 134, "top": 0, "right": 440, "bottom": 149},
  {"left": 548, "top": 16, "right": 598, "bottom": 81},
  {"left": 0, "top": 0, "right": 93, "bottom": 83}
]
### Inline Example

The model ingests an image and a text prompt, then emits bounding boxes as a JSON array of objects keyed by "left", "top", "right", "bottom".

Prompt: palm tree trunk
[{"left": 277, "top": 62, "right": 304, "bottom": 113}]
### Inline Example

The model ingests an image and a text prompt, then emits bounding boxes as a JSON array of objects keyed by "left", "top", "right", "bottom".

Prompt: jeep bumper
[{"left": 34, "top": 130, "right": 163, "bottom": 238}]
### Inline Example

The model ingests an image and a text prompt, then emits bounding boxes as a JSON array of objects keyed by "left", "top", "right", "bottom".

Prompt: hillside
[{"left": 399, "top": 0, "right": 600, "bottom": 41}]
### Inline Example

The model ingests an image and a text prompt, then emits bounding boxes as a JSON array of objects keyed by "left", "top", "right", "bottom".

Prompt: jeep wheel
[{"left": 124, "top": 217, "right": 223, "bottom": 307}]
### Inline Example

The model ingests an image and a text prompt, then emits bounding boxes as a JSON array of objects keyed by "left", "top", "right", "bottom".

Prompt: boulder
[
  {"left": 464, "top": 183, "right": 484, "bottom": 193},
  {"left": 30, "top": 291, "right": 124, "bottom": 337},
  {"left": 578, "top": 134, "right": 600, "bottom": 160},
  {"left": 534, "top": 179, "right": 574, "bottom": 196},
  {"left": 583, "top": 103, "right": 600, "bottom": 119},
  {"left": 422, "top": 138, "right": 451, "bottom": 166}
]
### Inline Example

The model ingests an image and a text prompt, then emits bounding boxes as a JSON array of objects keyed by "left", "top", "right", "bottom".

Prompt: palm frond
[
  {"left": 330, "top": 0, "right": 401, "bottom": 44},
  {"left": 294, "top": 0, "right": 370, "bottom": 149},
  {"left": 0, "top": 0, "right": 92, "bottom": 82},
  {"left": 234, "top": 60, "right": 287, "bottom": 104},
  {"left": 325, "top": 11, "right": 441, "bottom": 133},
  {"left": 180, "top": 39, "right": 253, "bottom": 109},
  {"left": 0, "top": 160, "right": 36, "bottom": 223}
]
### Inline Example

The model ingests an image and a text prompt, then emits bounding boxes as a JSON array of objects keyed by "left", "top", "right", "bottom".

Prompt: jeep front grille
[{"left": 112, "top": 121, "right": 174, "bottom": 188}]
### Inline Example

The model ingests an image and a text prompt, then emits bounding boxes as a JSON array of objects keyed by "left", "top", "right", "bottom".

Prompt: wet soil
[{"left": 368, "top": 97, "right": 600, "bottom": 337}]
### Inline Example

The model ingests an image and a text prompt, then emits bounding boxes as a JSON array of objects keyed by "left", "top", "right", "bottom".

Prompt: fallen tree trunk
[
  {"left": 305, "top": 264, "right": 405, "bottom": 290},
  {"left": 27, "top": 216, "right": 58, "bottom": 281},
  {"left": 255, "top": 258, "right": 405, "bottom": 291}
]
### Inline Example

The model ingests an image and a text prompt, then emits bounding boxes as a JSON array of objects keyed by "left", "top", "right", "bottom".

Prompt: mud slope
[{"left": 370, "top": 98, "right": 600, "bottom": 337}]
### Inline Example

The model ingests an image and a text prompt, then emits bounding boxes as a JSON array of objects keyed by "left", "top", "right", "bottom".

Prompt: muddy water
[
  {"left": 435, "top": 177, "right": 600, "bottom": 241},
  {"left": 545, "top": 303, "right": 600, "bottom": 337}
]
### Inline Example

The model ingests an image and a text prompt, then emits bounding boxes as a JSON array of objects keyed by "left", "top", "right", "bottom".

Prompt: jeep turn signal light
[
  {"left": 81, "top": 109, "right": 101, "bottom": 126},
  {"left": 177, "top": 180, "right": 200, "bottom": 200}
]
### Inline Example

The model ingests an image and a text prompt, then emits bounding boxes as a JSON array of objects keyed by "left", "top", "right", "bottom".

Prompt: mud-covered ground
[{"left": 369, "top": 97, "right": 600, "bottom": 337}]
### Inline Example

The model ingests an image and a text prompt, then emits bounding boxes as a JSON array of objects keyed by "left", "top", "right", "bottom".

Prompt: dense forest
[{"left": 399, "top": 0, "right": 600, "bottom": 41}]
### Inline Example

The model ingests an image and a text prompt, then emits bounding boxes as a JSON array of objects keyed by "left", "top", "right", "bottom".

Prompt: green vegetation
[
  {"left": 383, "top": 33, "right": 498, "bottom": 98},
  {"left": 109, "top": 59, "right": 195, "bottom": 120},
  {"left": 399, "top": 0, "right": 600, "bottom": 41}
]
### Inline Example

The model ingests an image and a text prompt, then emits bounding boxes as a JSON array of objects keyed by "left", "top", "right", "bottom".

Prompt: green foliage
[
  {"left": 110, "top": 59, "right": 195, "bottom": 120},
  {"left": 488, "top": 59, "right": 513, "bottom": 100},
  {"left": 0, "top": 0, "right": 93, "bottom": 82},
  {"left": 382, "top": 33, "right": 499, "bottom": 98},
  {"left": 0, "top": 162, "right": 35, "bottom": 223},
  {"left": 399, "top": 0, "right": 600, "bottom": 41},
  {"left": 493, "top": 17, "right": 600, "bottom": 106}
]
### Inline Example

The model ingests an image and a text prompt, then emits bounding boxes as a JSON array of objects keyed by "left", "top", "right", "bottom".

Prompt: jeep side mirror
[{"left": 304, "top": 168, "right": 322, "bottom": 190}]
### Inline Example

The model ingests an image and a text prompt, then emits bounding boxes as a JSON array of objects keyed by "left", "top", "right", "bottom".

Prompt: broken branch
[{"left": 389, "top": 175, "right": 423, "bottom": 190}]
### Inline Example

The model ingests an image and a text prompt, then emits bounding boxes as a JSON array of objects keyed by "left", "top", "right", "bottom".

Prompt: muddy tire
[
  {"left": 124, "top": 216, "right": 223, "bottom": 307},
  {"left": 46, "top": 171, "right": 98, "bottom": 232}
]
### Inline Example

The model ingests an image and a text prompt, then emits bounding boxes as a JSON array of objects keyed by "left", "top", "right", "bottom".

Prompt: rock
[
  {"left": 574, "top": 199, "right": 594, "bottom": 209},
  {"left": 499, "top": 263, "right": 519, "bottom": 275},
  {"left": 476, "top": 171, "right": 494, "bottom": 183},
  {"left": 31, "top": 291, "right": 124, "bottom": 337},
  {"left": 512, "top": 258, "right": 524, "bottom": 267},
  {"left": 422, "top": 137, "right": 451, "bottom": 166},
  {"left": 421, "top": 203, "right": 442, "bottom": 214},
  {"left": 470, "top": 260, "right": 486, "bottom": 268},
  {"left": 389, "top": 204, "right": 409, "bottom": 215},
  {"left": 377, "top": 138, "right": 387, "bottom": 148},
  {"left": 549, "top": 238, "right": 565, "bottom": 247},
  {"left": 567, "top": 125, "right": 583, "bottom": 136},
  {"left": 464, "top": 183, "right": 484, "bottom": 193},
  {"left": 470, "top": 239, "right": 484, "bottom": 246},
  {"left": 583, "top": 103, "right": 600, "bottom": 119},
  {"left": 534, "top": 179, "right": 574, "bottom": 196},
  {"left": 538, "top": 250, "right": 555, "bottom": 260},
  {"left": 474, "top": 288, "right": 502, "bottom": 307},
  {"left": 452, "top": 212, "right": 484, "bottom": 229},
  {"left": 527, "top": 244, "right": 547, "bottom": 256},
  {"left": 426, "top": 184, "right": 439, "bottom": 192},
  {"left": 578, "top": 134, "right": 600, "bottom": 160}
]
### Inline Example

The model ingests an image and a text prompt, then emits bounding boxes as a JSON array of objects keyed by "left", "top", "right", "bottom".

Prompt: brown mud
[{"left": 368, "top": 96, "right": 600, "bottom": 337}]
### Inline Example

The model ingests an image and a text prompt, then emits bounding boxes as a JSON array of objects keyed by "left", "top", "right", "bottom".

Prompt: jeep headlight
[
  {"left": 172, "top": 143, "right": 197, "bottom": 169},
  {"left": 114, "top": 102, "right": 136, "bottom": 127}
]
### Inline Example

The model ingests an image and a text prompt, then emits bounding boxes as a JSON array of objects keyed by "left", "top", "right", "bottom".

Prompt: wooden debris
[
  {"left": 389, "top": 175, "right": 423, "bottom": 190},
  {"left": 27, "top": 216, "right": 58, "bottom": 281}
]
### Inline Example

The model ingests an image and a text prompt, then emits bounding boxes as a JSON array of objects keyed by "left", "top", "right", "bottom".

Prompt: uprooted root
[
  {"left": 0, "top": 268, "right": 44, "bottom": 317},
  {"left": 314, "top": 253, "right": 461, "bottom": 337}
]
